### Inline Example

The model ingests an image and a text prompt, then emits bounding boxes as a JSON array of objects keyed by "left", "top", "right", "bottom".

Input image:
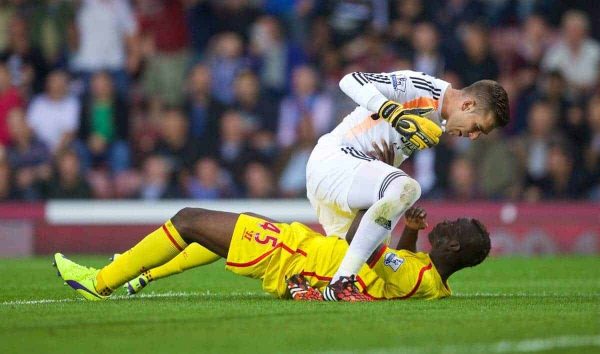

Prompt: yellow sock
[
  {"left": 95, "top": 220, "right": 188, "bottom": 294},
  {"left": 146, "top": 243, "right": 221, "bottom": 281}
]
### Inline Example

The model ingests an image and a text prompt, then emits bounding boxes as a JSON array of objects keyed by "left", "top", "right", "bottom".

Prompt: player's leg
[
  {"left": 125, "top": 210, "right": 280, "bottom": 294},
  {"left": 325, "top": 162, "right": 421, "bottom": 300},
  {"left": 54, "top": 208, "right": 241, "bottom": 300},
  {"left": 124, "top": 242, "right": 221, "bottom": 295},
  {"left": 95, "top": 208, "right": 239, "bottom": 293}
]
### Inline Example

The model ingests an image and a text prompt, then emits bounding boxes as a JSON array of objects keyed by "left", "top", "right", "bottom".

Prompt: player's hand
[
  {"left": 371, "top": 100, "right": 441, "bottom": 150},
  {"left": 369, "top": 140, "right": 395, "bottom": 166},
  {"left": 371, "top": 100, "right": 434, "bottom": 126},
  {"left": 396, "top": 114, "right": 443, "bottom": 150},
  {"left": 404, "top": 206, "right": 428, "bottom": 230}
]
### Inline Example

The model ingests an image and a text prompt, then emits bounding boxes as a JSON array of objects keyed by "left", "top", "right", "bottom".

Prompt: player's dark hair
[
  {"left": 460, "top": 218, "right": 491, "bottom": 267},
  {"left": 463, "top": 80, "right": 510, "bottom": 128},
  {"left": 429, "top": 218, "right": 491, "bottom": 268}
]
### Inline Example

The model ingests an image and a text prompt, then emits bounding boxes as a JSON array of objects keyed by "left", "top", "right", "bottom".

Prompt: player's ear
[{"left": 462, "top": 99, "right": 475, "bottom": 112}]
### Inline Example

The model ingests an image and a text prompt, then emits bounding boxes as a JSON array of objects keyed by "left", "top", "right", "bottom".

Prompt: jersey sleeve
[
  {"left": 339, "top": 70, "right": 447, "bottom": 113},
  {"left": 339, "top": 71, "right": 406, "bottom": 113}
]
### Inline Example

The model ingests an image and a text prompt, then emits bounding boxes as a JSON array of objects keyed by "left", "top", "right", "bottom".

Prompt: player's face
[{"left": 446, "top": 102, "right": 495, "bottom": 140}]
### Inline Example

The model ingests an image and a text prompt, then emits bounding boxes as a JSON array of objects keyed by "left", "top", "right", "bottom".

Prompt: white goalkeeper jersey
[{"left": 319, "top": 70, "right": 450, "bottom": 166}]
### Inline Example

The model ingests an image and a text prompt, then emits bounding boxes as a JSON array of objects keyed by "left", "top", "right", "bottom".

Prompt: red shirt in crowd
[{"left": 0, "top": 87, "right": 24, "bottom": 146}]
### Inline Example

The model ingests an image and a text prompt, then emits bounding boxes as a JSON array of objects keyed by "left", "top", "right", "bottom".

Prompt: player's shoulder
[
  {"left": 380, "top": 249, "right": 424, "bottom": 270},
  {"left": 393, "top": 250, "right": 432, "bottom": 266}
]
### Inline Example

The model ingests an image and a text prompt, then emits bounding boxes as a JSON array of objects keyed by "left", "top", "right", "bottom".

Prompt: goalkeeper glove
[{"left": 373, "top": 100, "right": 442, "bottom": 150}]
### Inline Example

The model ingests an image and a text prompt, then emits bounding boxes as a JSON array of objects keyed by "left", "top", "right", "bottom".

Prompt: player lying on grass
[{"left": 53, "top": 204, "right": 491, "bottom": 302}]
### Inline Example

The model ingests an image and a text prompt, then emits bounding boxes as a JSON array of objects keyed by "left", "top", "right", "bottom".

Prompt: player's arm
[
  {"left": 339, "top": 72, "right": 441, "bottom": 150},
  {"left": 396, "top": 207, "right": 428, "bottom": 252},
  {"left": 338, "top": 71, "right": 393, "bottom": 113}
]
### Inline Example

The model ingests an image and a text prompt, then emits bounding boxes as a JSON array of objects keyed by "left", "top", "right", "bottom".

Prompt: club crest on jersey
[
  {"left": 391, "top": 74, "right": 406, "bottom": 92},
  {"left": 384, "top": 253, "right": 404, "bottom": 271}
]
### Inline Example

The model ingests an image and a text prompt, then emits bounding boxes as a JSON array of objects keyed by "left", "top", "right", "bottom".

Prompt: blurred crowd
[{"left": 0, "top": 0, "right": 599, "bottom": 202}]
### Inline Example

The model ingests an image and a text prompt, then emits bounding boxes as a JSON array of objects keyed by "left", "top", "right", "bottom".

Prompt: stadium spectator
[
  {"left": 411, "top": 22, "right": 445, "bottom": 78},
  {"left": 562, "top": 102, "right": 590, "bottom": 170},
  {"left": 70, "top": 0, "right": 140, "bottom": 96},
  {"left": 449, "top": 22, "right": 499, "bottom": 86},
  {"left": 78, "top": 71, "right": 130, "bottom": 173},
  {"left": 209, "top": 0, "right": 261, "bottom": 40},
  {"left": 44, "top": 148, "right": 91, "bottom": 199},
  {"left": 207, "top": 32, "right": 249, "bottom": 105},
  {"left": 249, "top": 15, "right": 306, "bottom": 96},
  {"left": 277, "top": 116, "right": 316, "bottom": 198},
  {"left": 217, "top": 110, "right": 252, "bottom": 186},
  {"left": 446, "top": 156, "right": 479, "bottom": 201},
  {"left": 304, "top": 16, "right": 334, "bottom": 69},
  {"left": 6, "top": 107, "right": 50, "bottom": 200},
  {"left": 389, "top": 0, "right": 430, "bottom": 53},
  {"left": 28, "top": 0, "right": 75, "bottom": 68},
  {"left": 512, "top": 100, "right": 566, "bottom": 200},
  {"left": 466, "top": 130, "right": 517, "bottom": 199},
  {"left": 138, "top": 0, "right": 190, "bottom": 106},
  {"left": 0, "top": 3, "right": 16, "bottom": 52},
  {"left": 585, "top": 96, "right": 600, "bottom": 199},
  {"left": 327, "top": 0, "right": 389, "bottom": 45},
  {"left": 263, "top": 0, "right": 317, "bottom": 45},
  {"left": 1, "top": 14, "right": 47, "bottom": 95},
  {"left": 183, "top": 62, "right": 223, "bottom": 152},
  {"left": 138, "top": 154, "right": 179, "bottom": 200},
  {"left": 434, "top": 0, "right": 485, "bottom": 34},
  {"left": 0, "top": 147, "right": 13, "bottom": 200},
  {"left": 0, "top": 61, "right": 23, "bottom": 146},
  {"left": 243, "top": 160, "right": 275, "bottom": 198},
  {"left": 513, "top": 70, "right": 568, "bottom": 136},
  {"left": 542, "top": 10, "right": 600, "bottom": 96},
  {"left": 27, "top": 69, "right": 79, "bottom": 153},
  {"left": 151, "top": 108, "right": 199, "bottom": 173},
  {"left": 535, "top": 143, "right": 585, "bottom": 200},
  {"left": 232, "top": 70, "right": 278, "bottom": 133},
  {"left": 186, "top": 156, "right": 235, "bottom": 199},
  {"left": 277, "top": 65, "right": 333, "bottom": 148},
  {"left": 344, "top": 32, "right": 399, "bottom": 73},
  {"left": 183, "top": 0, "right": 214, "bottom": 57},
  {"left": 514, "top": 14, "right": 553, "bottom": 67}
]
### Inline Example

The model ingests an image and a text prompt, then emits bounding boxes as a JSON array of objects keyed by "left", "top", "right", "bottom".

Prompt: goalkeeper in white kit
[{"left": 309, "top": 70, "right": 509, "bottom": 301}]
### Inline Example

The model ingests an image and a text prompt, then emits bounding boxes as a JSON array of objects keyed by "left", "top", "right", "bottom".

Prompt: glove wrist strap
[{"left": 378, "top": 101, "right": 402, "bottom": 119}]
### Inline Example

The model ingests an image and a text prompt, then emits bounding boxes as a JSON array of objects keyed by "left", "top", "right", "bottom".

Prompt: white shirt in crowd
[
  {"left": 71, "top": 0, "right": 137, "bottom": 71},
  {"left": 542, "top": 38, "right": 600, "bottom": 89},
  {"left": 27, "top": 94, "right": 80, "bottom": 152}
]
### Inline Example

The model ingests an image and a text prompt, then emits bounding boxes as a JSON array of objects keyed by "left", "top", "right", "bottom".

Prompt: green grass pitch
[{"left": 1, "top": 256, "right": 598, "bottom": 354}]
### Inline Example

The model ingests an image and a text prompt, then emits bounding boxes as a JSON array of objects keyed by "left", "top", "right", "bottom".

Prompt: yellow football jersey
[{"left": 225, "top": 214, "right": 451, "bottom": 300}]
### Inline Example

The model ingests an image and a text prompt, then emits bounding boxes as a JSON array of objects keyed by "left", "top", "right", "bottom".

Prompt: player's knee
[
  {"left": 382, "top": 176, "right": 421, "bottom": 207},
  {"left": 172, "top": 207, "right": 204, "bottom": 235},
  {"left": 402, "top": 177, "right": 422, "bottom": 205}
]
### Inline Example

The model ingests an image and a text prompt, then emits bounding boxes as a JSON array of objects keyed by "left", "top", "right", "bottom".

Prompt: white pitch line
[
  {"left": 2, "top": 291, "right": 597, "bottom": 306},
  {"left": 0, "top": 291, "right": 266, "bottom": 306},
  {"left": 453, "top": 292, "right": 600, "bottom": 298},
  {"left": 321, "top": 335, "right": 600, "bottom": 354}
]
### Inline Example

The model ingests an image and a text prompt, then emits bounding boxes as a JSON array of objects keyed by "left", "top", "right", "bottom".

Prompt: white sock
[
  {"left": 331, "top": 176, "right": 421, "bottom": 283},
  {"left": 331, "top": 202, "right": 401, "bottom": 282}
]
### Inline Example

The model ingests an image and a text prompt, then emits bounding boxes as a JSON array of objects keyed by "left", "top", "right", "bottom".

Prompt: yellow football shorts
[{"left": 225, "top": 214, "right": 320, "bottom": 297}]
